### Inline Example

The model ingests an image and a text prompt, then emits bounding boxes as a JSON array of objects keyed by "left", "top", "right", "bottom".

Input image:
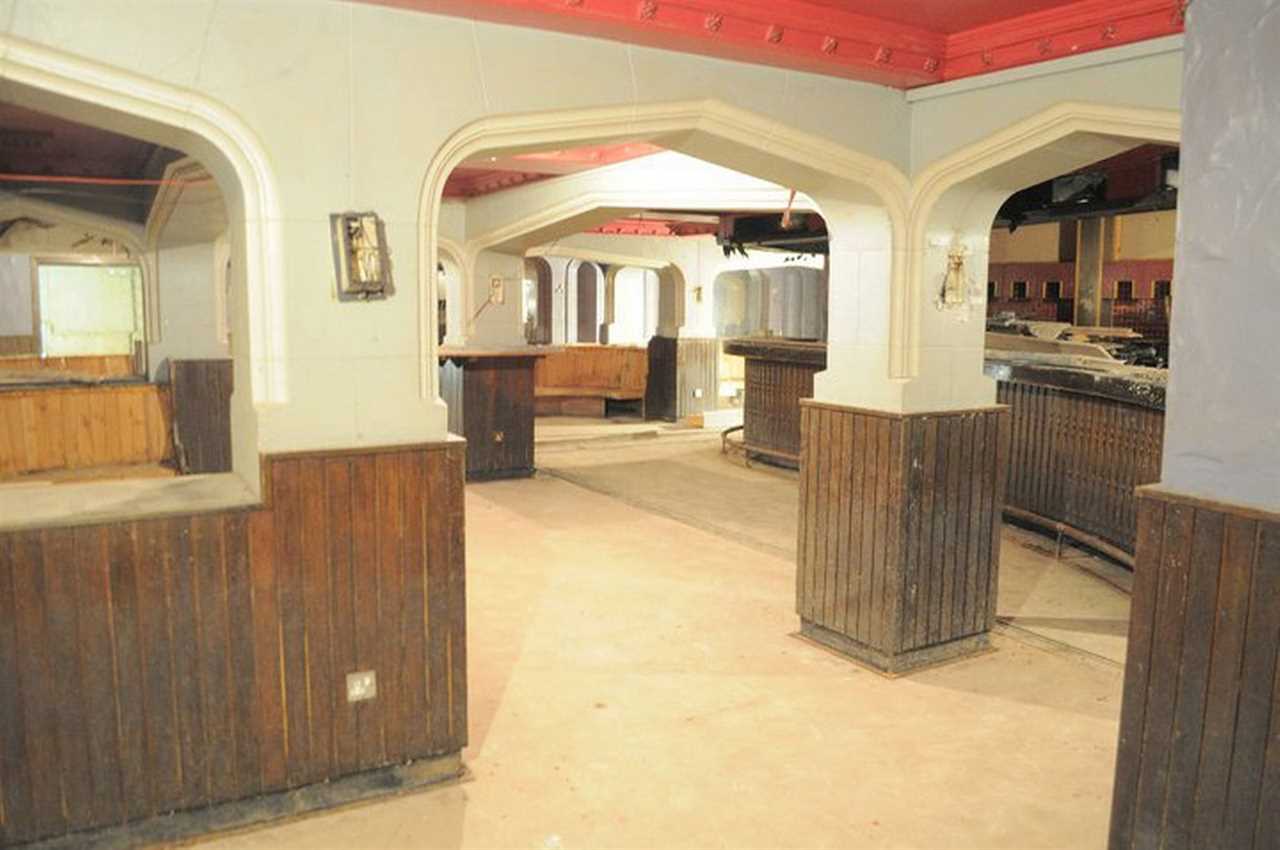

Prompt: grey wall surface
[{"left": 1160, "top": 0, "right": 1280, "bottom": 512}]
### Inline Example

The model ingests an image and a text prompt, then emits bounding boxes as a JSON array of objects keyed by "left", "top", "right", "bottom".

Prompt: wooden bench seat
[{"left": 533, "top": 345, "right": 648, "bottom": 417}]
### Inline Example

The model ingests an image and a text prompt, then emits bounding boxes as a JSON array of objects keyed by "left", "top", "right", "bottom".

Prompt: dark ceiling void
[
  {"left": 995, "top": 143, "right": 1180, "bottom": 230},
  {"left": 0, "top": 102, "right": 185, "bottom": 224}
]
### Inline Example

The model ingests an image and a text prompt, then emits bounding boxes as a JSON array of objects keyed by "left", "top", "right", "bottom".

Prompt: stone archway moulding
[
  {"left": 418, "top": 98, "right": 911, "bottom": 399},
  {"left": 0, "top": 34, "right": 287, "bottom": 405},
  {"left": 904, "top": 101, "right": 1181, "bottom": 378}
]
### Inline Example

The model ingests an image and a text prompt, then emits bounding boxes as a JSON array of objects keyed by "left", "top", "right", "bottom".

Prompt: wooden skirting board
[{"left": 0, "top": 440, "right": 468, "bottom": 846}]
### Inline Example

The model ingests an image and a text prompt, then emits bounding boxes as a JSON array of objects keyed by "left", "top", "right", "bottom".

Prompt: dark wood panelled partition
[
  {"left": 998, "top": 378, "right": 1163, "bottom": 558},
  {"left": 1108, "top": 488, "right": 1280, "bottom": 850},
  {"left": 0, "top": 441, "right": 467, "bottom": 846},
  {"left": 645, "top": 337, "right": 719, "bottom": 422},
  {"left": 796, "top": 401, "right": 1009, "bottom": 673}
]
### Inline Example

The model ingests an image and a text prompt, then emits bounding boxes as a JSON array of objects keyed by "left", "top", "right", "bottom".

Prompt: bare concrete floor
[{"left": 200, "top": 435, "right": 1129, "bottom": 850}]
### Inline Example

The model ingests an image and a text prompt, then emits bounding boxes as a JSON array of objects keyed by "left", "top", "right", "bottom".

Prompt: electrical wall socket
[
  {"left": 489, "top": 277, "right": 505, "bottom": 305},
  {"left": 347, "top": 670, "right": 377, "bottom": 702}
]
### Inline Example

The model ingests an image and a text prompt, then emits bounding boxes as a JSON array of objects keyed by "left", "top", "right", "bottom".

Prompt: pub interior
[{"left": 0, "top": 2, "right": 1275, "bottom": 850}]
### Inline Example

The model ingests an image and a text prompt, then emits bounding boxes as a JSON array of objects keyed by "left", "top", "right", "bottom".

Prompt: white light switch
[{"left": 347, "top": 670, "right": 377, "bottom": 702}]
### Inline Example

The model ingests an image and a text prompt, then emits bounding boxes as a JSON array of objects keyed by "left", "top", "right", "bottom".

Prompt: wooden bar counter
[
  {"left": 722, "top": 337, "right": 826, "bottom": 468},
  {"left": 438, "top": 347, "right": 550, "bottom": 481}
]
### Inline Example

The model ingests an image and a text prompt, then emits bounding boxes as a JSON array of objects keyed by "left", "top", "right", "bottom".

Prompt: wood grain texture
[
  {"left": 0, "top": 355, "right": 136, "bottom": 379},
  {"left": 997, "top": 380, "right": 1163, "bottom": 555},
  {"left": 1109, "top": 488, "right": 1280, "bottom": 850},
  {"left": 0, "top": 441, "right": 467, "bottom": 847},
  {"left": 533, "top": 345, "right": 647, "bottom": 399},
  {"left": 797, "top": 401, "right": 1009, "bottom": 671},
  {"left": 0, "top": 384, "right": 172, "bottom": 478},
  {"left": 740, "top": 357, "right": 822, "bottom": 467},
  {"left": 645, "top": 337, "right": 719, "bottom": 421},
  {"left": 169, "top": 359, "right": 233, "bottom": 474},
  {"left": 442, "top": 356, "right": 536, "bottom": 480}
]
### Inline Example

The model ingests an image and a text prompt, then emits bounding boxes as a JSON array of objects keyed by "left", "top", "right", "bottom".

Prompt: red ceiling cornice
[
  {"left": 358, "top": 0, "right": 1183, "bottom": 89},
  {"left": 943, "top": 0, "right": 1186, "bottom": 81},
  {"left": 587, "top": 216, "right": 719, "bottom": 237}
]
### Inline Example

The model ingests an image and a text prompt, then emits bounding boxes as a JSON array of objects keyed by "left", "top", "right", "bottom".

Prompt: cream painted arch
[
  {"left": 418, "top": 98, "right": 912, "bottom": 398},
  {"left": 904, "top": 101, "right": 1181, "bottom": 383},
  {"left": 0, "top": 33, "right": 287, "bottom": 409}
]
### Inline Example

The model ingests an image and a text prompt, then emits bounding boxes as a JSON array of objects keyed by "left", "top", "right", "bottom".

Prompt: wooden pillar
[
  {"left": 796, "top": 401, "right": 1009, "bottom": 674},
  {"left": 644, "top": 336, "right": 719, "bottom": 422},
  {"left": 1108, "top": 489, "right": 1280, "bottom": 849}
]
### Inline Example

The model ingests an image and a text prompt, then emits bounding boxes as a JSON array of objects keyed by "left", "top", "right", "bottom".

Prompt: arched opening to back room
[
  {"left": 437, "top": 142, "right": 833, "bottom": 458},
  {"left": 0, "top": 96, "right": 244, "bottom": 489}
]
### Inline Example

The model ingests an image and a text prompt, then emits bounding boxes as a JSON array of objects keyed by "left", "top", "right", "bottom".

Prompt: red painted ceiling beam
[{"left": 357, "top": 0, "right": 1183, "bottom": 90}]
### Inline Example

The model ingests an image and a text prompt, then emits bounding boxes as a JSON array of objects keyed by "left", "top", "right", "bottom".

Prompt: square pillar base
[{"left": 796, "top": 400, "right": 1010, "bottom": 674}]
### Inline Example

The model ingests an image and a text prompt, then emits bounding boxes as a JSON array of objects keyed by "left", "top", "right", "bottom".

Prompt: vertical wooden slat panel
[
  {"left": 0, "top": 535, "right": 35, "bottom": 844},
  {"left": 43, "top": 528, "right": 95, "bottom": 831},
  {"left": 272, "top": 459, "right": 312, "bottom": 786},
  {"left": 1222, "top": 521, "right": 1280, "bottom": 850},
  {"left": 299, "top": 458, "right": 334, "bottom": 781},
  {"left": 105, "top": 524, "right": 150, "bottom": 823},
  {"left": 376, "top": 452, "right": 407, "bottom": 763},
  {"left": 222, "top": 513, "right": 260, "bottom": 800},
  {"left": 325, "top": 459, "right": 360, "bottom": 775},
  {"left": 832, "top": 412, "right": 853, "bottom": 639},
  {"left": 401, "top": 451, "right": 430, "bottom": 756},
  {"left": 72, "top": 526, "right": 124, "bottom": 828},
  {"left": 844, "top": 414, "right": 866, "bottom": 638},
  {"left": 192, "top": 515, "right": 236, "bottom": 802},
  {"left": 1159, "top": 510, "right": 1224, "bottom": 846},
  {"left": 444, "top": 445, "right": 469, "bottom": 749},
  {"left": 1189, "top": 515, "right": 1258, "bottom": 849},
  {"left": 1130, "top": 503, "right": 1194, "bottom": 849},
  {"left": 247, "top": 507, "right": 287, "bottom": 792},
  {"left": 1110, "top": 496, "right": 1166, "bottom": 849},
  {"left": 350, "top": 454, "right": 385, "bottom": 769},
  {"left": 135, "top": 520, "right": 183, "bottom": 813},
  {"left": 168, "top": 519, "right": 208, "bottom": 807},
  {"left": 426, "top": 448, "right": 454, "bottom": 751}
]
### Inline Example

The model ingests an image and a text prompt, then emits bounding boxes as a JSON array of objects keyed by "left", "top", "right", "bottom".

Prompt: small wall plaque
[{"left": 331, "top": 211, "right": 393, "bottom": 300}]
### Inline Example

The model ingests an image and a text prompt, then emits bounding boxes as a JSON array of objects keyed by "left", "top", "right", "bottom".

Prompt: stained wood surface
[
  {"left": 442, "top": 357, "right": 535, "bottom": 480},
  {"left": 0, "top": 384, "right": 172, "bottom": 478},
  {"left": 0, "top": 355, "right": 137, "bottom": 380},
  {"left": 796, "top": 402, "right": 1008, "bottom": 667},
  {"left": 645, "top": 337, "right": 719, "bottom": 421},
  {"left": 741, "top": 357, "right": 822, "bottom": 465},
  {"left": 998, "top": 380, "right": 1163, "bottom": 554},
  {"left": 170, "top": 359, "right": 233, "bottom": 474},
  {"left": 1109, "top": 489, "right": 1280, "bottom": 850},
  {"left": 0, "top": 442, "right": 468, "bottom": 846},
  {"left": 533, "top": 345, "right": 647, "bottom": 398}
]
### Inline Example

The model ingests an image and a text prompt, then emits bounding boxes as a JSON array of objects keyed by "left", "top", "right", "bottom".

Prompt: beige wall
[
  {"left": 988, "top": 223, "right": 1059, "bottom": 263},
  {"left": 1112, "top": 210, "right": 1176, "bottom": 259}
]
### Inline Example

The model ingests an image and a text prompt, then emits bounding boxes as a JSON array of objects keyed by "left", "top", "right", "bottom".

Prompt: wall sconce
[
  {"left": 935, "top": 242, "right": 981, "bottom": 321},
  {"left": 331, "top": 211, "right": 393, "bottom": 300}
]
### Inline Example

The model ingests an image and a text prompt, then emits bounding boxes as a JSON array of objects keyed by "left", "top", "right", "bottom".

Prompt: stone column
[{"left": 1108, "top": 3, "right": 1280, "bottom": 848}]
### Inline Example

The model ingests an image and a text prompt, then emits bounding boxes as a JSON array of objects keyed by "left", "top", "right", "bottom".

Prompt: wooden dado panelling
[
  {"left": 0, "top": 442, "right": 467, "bottom": 846},
  {"left": 797, "top": 402, "right": 1009, "bottom": 671},
  {"left": 0, "top": 384, "right": 172, "bottom": 478},
  {"left": 645, "top": 337, "right": 719, "bottom": 421},
  {"left": 1109, "top": 489, "right": 1280, "bottom": 850},
  {"left": 998, "top": 381, "right": 1163, "bottom": 556},
  {"left": 170, "top": 359, "right": 233, "bottom": 474}
]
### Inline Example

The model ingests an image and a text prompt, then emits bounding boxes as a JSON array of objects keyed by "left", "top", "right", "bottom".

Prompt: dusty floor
[{"left": 200, "top": 431, "right": 1130, "bottom": 850}]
